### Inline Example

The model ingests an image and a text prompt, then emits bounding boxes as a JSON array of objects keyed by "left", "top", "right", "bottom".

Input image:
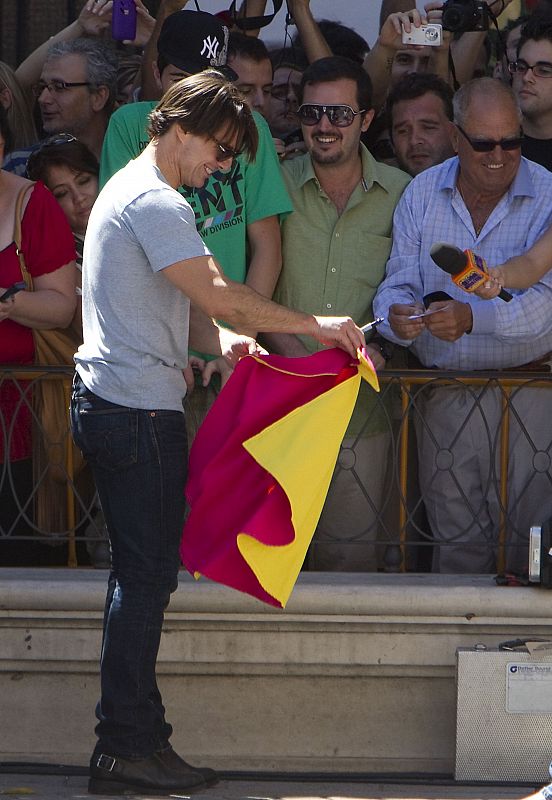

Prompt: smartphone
[
  {"left": 0, "top": 281, "right": 26, "bottom": 303},
  {"left": 111, "top": 0, "right": 137, "bottom": 41},
  {"left": 401, "top": 23, "right": 442, "bottom": 47}
]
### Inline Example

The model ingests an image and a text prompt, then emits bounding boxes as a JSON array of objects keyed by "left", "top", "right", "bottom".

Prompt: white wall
[{"left": 196, "top": 0, "right": 383, "bottom": 49}]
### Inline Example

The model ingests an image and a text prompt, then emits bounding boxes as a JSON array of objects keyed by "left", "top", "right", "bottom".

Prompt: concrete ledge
[
  {"left": 1, "top": 569, "right": 551, "bottom": 772},
  {"left": 3, "top": 568, "right": 552, "bottom": 617}
]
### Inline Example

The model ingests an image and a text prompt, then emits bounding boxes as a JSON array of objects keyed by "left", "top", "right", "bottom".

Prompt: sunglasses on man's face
[
  {"left": 296, "top": 104, "right": 366, "bottom": 128},
  {"left": 212, "top": 137, "right": 242, "bottom": 162},
  {"left": 456, "top": 124, "right": 523, "bottom": 153}
]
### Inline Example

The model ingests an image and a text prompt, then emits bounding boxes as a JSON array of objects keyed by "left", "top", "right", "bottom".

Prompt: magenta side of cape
[{"left": 180, "top": 348, "right": 357, "bottom": 607}]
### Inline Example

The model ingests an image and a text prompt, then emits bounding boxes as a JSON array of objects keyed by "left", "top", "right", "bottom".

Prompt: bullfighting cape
[{"left": 180, "top": 347, "right": 379, "bottom": 608}]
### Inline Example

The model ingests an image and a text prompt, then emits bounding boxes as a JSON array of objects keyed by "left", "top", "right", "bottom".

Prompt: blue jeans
[{"left": 70, "top": 373, "right": 188, "bottom": 759}]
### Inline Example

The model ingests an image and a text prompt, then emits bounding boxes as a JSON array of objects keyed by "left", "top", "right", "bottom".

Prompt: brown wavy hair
[{"left": 148, "top": 70, "right": 258, "bottom": 161}]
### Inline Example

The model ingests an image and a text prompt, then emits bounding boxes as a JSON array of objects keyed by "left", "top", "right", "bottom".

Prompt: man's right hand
[
  {"left": 377, "top": 7, "right": 426, "bottom": 50},
  {"left": 389, "top": 302, "right": 426, "bottom": 341},
  {"left": 312, "top": 316, "right": 366, "bottom": 358}
]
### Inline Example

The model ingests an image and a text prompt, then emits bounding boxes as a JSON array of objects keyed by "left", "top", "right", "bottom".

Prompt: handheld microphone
[{"left": 429, "top": 242, "right": 512, "bottom": 303}]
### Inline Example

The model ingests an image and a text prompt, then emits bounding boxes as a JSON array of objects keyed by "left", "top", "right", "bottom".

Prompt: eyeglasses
[
  {"left": 508, "top": 60, "right": 552, "bottom": 78},
  {"left": 212, "top": 137, "right": 242, "bottom": 161},
  {"left": 456, "top": 124, "right": 523, "bottom": 152},
  {"left": 32, "top": 80, "right": 94, "bottom": 97},
  {"left": 297, "top": 104, "right": 366, "bottom": 127}
]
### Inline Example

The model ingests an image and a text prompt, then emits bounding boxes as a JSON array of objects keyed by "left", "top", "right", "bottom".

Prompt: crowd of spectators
[{"left": 1, "top": 0, "right": 552, "bottom": 575}]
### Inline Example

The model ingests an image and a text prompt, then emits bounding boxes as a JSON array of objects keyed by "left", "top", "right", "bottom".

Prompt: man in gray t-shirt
[
  {"left": 71, "top": 71, "right": 365, "bottom": 798},
  {"left": 76, "top": 157, "right": 209, "bottom": 410}
]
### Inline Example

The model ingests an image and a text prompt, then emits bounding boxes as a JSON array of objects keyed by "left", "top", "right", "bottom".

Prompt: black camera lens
[
  {"left": 442, "top": 4, "right": 469, "bottom": 31},
  {"left": 442, "top": 0, "right": 489, "bottom": 33}
]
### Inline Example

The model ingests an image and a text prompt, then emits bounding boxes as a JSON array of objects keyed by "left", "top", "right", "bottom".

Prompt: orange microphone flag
[{"left": 180, "top": 347, "right": 379, "bottom": 608}]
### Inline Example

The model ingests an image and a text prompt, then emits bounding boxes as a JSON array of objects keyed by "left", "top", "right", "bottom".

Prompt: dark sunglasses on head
[
  {"left": 26, "top": 133, "right": 79, "bottom": 174},
  {"left": 456, "top": 124, "right": 523, "bottom": 153},
  {"left": 212, "top": 137, "right": 242, "bottom": 161},
  {"left": 297, "top": 104, "right": 366, "bottom": 128}
]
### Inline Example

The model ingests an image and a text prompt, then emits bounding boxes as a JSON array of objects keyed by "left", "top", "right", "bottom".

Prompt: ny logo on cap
[{"left": 201, "top": 35, "right": 220, "bottom": 61}]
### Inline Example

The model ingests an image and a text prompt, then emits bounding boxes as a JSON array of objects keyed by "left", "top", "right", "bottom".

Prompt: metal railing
[{"left": 2, "top": 364, "right": 552, "bottom": 573}]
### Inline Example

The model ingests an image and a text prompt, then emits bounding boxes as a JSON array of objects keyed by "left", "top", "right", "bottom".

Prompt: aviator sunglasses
[
  {"left": 296, "top": 103, "right": 366, "bottom": 127},
  {"left": 456, "top": 124, "right": 523, "bottom": 153}
]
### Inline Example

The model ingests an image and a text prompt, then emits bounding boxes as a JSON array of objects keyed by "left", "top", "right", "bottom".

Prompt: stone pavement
[{"left": 0, "top": 770, "right": 538, "bottom": 800}]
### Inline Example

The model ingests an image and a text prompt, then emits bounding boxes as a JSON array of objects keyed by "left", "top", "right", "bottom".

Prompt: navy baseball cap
[{"left": 158, "top": 10, "right": 237, "bottom": 80}]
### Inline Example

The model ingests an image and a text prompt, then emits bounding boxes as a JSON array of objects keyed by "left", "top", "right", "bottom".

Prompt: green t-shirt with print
[{"left": 100, "top": 102, "right": 292, "bottom": 285}]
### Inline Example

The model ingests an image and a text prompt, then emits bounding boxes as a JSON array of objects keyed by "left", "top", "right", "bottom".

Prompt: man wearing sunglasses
[
  {"left": 510, "top": 14, "right": 552, "bottom": 172},
  {"left": 374, "top": 77, "right": 552, "bottom": 575},
  {"left": 73, "top": 70, "right": 366, "bottom": 796},
  {"left": 100, "top": 9, "right": 291, "bottom": 443},
  {"left": 264, "top": 56, "right": 410, "bottom": 572}
]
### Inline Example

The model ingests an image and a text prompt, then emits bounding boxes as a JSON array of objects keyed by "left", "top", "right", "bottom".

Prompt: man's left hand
[
  {"left": 424, "top": 299, "right": 473, "bottom": 341},
  {"left": 218, "top": 328, "right": 268, "bottom": 367}
]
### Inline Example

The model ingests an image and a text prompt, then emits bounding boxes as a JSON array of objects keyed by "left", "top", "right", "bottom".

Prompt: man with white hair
[{"left": 374, "top": 77, "right": 552, "bottom": 574}]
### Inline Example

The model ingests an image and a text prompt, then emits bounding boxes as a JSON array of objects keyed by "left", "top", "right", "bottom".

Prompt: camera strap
[{"left": 226, "top": 0, "right": 285, "bottom": 31}]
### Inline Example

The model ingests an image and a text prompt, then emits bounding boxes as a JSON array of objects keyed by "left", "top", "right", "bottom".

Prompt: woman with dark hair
[
  {"left": 0, "top": 106, "right": 77, "bottom": 565},
  {"left": 27, "top": 134, "right": 99, "bottom": 269},
  {"left": 27, "top": 135, "right": 106, "bottom": 567}
]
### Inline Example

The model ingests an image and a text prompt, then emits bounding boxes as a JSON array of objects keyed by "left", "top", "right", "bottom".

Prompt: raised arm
[
  {"left": 286, "top": 0, "right": 332, "bottom": 62},
  {"left": 448, "top": 0, "right": 516, "bottom": 85},
  {"left": 140, "top": 0, "right": 190, "bottom": 101},
  {"left": 15, "top": 0, "right": 153, "bottom": 93},
  {"left": 363, "top": 8, "right": 426, "bottom": 112},
  {"left": 235, "top": 0, "right": 269, "bottom": 38}
]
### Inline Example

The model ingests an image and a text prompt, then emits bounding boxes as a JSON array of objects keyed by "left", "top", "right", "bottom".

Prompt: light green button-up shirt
[{"left": 274, "top": 144, "right": 410, "bottom": 436}]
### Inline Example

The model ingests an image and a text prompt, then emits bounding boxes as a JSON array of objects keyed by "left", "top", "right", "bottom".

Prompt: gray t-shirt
[{"left": 75, "top": 157, "right": 211, "bottom": 410}]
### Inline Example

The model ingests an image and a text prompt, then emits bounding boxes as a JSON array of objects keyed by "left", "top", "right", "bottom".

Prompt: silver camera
[
  {"left": 401, "top": 23, "right": 442, "bottom": 47},
  {"left": 529, "top": 524, "right": 552, "bottom": 586}
]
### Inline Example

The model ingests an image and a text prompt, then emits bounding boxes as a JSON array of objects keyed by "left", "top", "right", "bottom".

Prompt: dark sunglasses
[
  {"left": 212, "top": 137, "right": 242, "bottom": 161},
  {"left": 297, "top": 104, "right": 366, "bottom": 128},
  {"left": 456, "top": 124, "right": 523, "bottom": 153}
]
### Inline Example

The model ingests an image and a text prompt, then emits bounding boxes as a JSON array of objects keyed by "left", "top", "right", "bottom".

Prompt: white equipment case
[{"left": 455, "top": 644, "right": 552, "bottom": 782}]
